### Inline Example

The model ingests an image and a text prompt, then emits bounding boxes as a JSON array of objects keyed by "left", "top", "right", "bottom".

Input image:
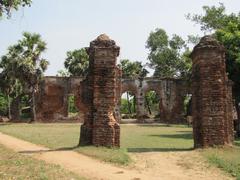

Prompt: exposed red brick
[
  {"left": 191, "top": 35, "right": 234, "bottom": 148},
  {"left": 79, "top": 34, "right": 121, "bottom": 147}
]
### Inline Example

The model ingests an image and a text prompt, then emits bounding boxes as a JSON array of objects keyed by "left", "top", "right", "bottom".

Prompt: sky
[{"left": 1, "top": 0, "right": 240, "bottom": 76}]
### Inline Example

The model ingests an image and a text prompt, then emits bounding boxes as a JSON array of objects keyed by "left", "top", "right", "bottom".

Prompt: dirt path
[
  {"left": 130, "top": 151, "right": 232, "bottom": 180},
  {"left": 0, "top": 132, "right": 232, "bottom": 180}
]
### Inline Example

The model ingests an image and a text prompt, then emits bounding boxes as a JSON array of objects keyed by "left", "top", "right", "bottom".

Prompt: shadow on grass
[
  {"left": 19, "top": 145, "right": 195, "bottom": 154},
  {"left": 0, "top": 123, "right": 10, "bottom": 126},
  {"left": 137, "top": 124, "right": 174, "bottom": 128},
  {"left": 235, "top": 138, "right": 240, "bottom": 147},
  {"left": 136, "top": 124, "right": 190, "bottom": 128},
  {"left": 19, "top": 146, "right": 79, "bottom": 154},
  {"left": 149, "top": 133, "right": 193, "bottom": 140},
  {"left": 127, "top": 147, "right": 193, "bottom": 153},
  {"left": 176, "top": 130, "right": 193, "bottom": 133}
]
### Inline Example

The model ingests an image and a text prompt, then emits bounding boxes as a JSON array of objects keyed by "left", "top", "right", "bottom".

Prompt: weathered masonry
[
  {"left": 36, "top": 34, "right": 234, "bottom": 148},
  {"left": 191, "top": 36, "right": 234, "bottom": 148},
  {"left": 36, "top": 76, "right": 83, "bottom": 121},
  {"left": 36, "top": 77, "right": 189, "bottom": 124},
  {"left": 121, "top": 77, "right": 189, "bottom": 123},
  {"left": 78, "top": 34, "right": 121, "bottom": 147}
]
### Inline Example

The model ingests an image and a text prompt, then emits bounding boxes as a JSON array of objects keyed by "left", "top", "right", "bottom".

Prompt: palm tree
[
  {"left": 64, "top": 48, "right": 89, "bottom": 77},
  {"left": 1, "top": 32, "right": 48, "bottom": 122},
  {"left": 16, "top": 32, "right": 49, "bottom": 122}
]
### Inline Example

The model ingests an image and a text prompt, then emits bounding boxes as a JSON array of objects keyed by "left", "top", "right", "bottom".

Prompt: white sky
[{"left": 1, "top": 0, "right": 240, "bottom": 75}]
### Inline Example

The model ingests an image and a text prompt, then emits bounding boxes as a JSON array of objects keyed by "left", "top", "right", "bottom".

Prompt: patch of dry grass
[{"left": 0, "top": 143, "right": 86, "bottom": 180}]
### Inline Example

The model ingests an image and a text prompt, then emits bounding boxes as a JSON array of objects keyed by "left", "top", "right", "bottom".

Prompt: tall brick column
[
  {"left": 79, "top": 34, "right": 120, "bottom": 147},
  {"left": 191, "top": 36, "right": 234, "bottom": 148},
  {"left": 136, "top": 81, "right": 146, "bottom": 122}
]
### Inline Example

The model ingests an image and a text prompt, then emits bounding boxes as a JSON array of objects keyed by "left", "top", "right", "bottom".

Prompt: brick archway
[{"left": 36, "top": 35, "right": 234, "bottom": 148}]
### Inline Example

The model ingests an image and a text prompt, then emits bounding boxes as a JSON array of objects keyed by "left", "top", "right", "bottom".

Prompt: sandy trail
[
  {"left": 0, "top": 132, "right": 232, "bottom": 180},
  {"left": 130, "top": 151, "right": 232, "bottom": 180}
]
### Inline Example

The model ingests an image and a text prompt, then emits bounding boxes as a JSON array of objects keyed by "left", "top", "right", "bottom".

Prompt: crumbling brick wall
[
  {"left": 36, "top": 77, "right": 82, "bottom": 122},
  {"left": 191, "top": 35, "right": 234, "bottom": 148},
  {"left": 121, "top": 77, "right": 189, "bottom": 123},
  {"left": 37, "top": 76, "right": 189, "bottom": 124},
  {"left": 79, "top": 34, "right": 121, "bottom": 147}
]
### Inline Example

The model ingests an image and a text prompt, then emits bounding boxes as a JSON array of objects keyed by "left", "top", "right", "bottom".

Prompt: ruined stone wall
[
  {"left": 79, "top": 34, "right": 120, "bottom": 147},
  {"left": 191, "top": 36, "right": 234, "bottom": 148},
  {"left": 121, "top": 77, "right": 189, "bottom": 123},
  {"left": 36, "top": 77, "right": 82, "bottom": 122},
  {"left": 37, "top": 76, "right": 189, "bottom": 124}
]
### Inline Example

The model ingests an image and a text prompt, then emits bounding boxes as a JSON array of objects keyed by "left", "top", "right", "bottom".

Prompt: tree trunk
[
  {"left": 235, "top": 101, "right": 240, "bottom": 137},
  {"left": 133, "top": 96, "right": 136, "bottom": 113},
  {"left": 7, "top": 94, "right": 11, "bottom": 120},
  {"left": 10, "top": 96, "right": 20, "bottom": 121},
  {"left": 31, "top": 90, "right": 37, "bottom": 122},
  {"left": 127, "top": 92, "right": 132, "bottom": 114}
]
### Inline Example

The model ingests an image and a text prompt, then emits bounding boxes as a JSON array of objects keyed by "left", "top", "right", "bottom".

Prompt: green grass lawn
[
  {"left": 121, "top": 124, "right": 193, "bottom": 152},
  {"left": 235, "top": 137, "right": 240, "bottom": 146},
  {"left": 0, "top": 123, "right": 239, "bottom": 179},
  {"left": 0, "top": 143, "right": 86, "bottom": 180},
  {"left": 202, "top": 146, "right": 240, "bottom": 179},
  {"left": 0, "top": 123, "right": 193, "bottom": 165}
]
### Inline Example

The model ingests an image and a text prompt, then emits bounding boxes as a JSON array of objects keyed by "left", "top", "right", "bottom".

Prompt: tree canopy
[
  {"left": 0, "top": 32, "right": 48, "bottom": 121},
  {"left": 146, "top": 28, "right": 191, "bottom": 78},
  {"left": 64, "top": 48, "right": 89, "bottom": 77},
  {"left": 187, "top": 3, "right": 240, "bottom": 108},
  {"left": 0, "top": 0, "right": 32, "bottom": 18},
  {"left": 120, "top": 59, "right": 148, "bottom": 79}
]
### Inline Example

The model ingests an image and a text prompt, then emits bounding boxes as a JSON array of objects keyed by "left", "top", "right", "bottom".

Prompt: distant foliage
[
  {"left": 120, "top": 98, "right": 135, "bottom": 114},
  {"left": 146, "top": 28, "right": 192, "bottom": 78},
  {"left": 187, "top": 3, "right": 240, "bottom": 114},
  {"left": 68, "top": 95, "right": 78, "bottom": 113},
  {"left": 0, "top": 0, "right": 32, "bottom": 18},
  {"left": 64, "top": 48, "right": 89, "bottom": 77},
  {"left": 56, "top": 69, "right": 70, "bottom": 77},
  {"left": 145, "top": 91, "right": 160, "bottom": 116},
  {"left": 119, "top": 59, "right": 148, "bottom": 78},
  {"left": 0, "top": 32, "right": 48, "bottom": 121},
  {"left": 0, "top": 92, "right": 8, "bottom": 116}
]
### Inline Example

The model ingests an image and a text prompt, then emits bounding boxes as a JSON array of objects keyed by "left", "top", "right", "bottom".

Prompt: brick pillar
[
  {"left": 191, "top": 35, "right": 234, "bottom": 148},
  {"left": 79, "top": 34, "right": 120, "bottom": 147},
  {"left": 136, "top": 83, "right": 146, "bottom": 122},
  {"left": 114, "top": 68, "right": 122, "bottom": 123}
]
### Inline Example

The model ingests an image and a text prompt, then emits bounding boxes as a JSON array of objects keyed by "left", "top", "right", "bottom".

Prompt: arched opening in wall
[
  {"left": 67, "top": 94, "right": 82, "bottom": 121},
  {"left": 120, "top": 91, "right": 137, "bottom": 121},
  {"left": 144, "top": 90, "right": 160, "bottom": 120},
  {"left": 184, "top": 94, "right": 192, "bottom": 126}
]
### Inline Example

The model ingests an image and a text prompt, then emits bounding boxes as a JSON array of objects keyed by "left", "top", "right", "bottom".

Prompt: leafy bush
[
  {"left": 68, "top": 95, "right": 78, "bottom": 113},
  {"left": 0, "top": 93, "right": 8, "bottom": 116}
]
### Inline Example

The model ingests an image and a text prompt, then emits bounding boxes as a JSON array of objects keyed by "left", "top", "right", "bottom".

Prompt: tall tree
[
  {"left": 0, "top": 32, "right": 49, "bottom": 122},
  {"left": 146, "top": 28, "right": 191, "bottom": 78},
  {"left": 0, "top": 49, "right": 24, "bottom": 120},
  {"left": 64, "top": 48, "right": 89, "bottom": 77},
  {"left": 120, "top": 59, "right": 148, "bottom": 79},
  {"left": 187, "top": 3, "right": 240, "bottom": 121},
  {"left": 0, "top": 72, "right": 14, "bottom": 119},
  {"left": 18, "top": 32, "right": 49, "bottom": 122},
  {"left": 0, "top": 0, "right": 32, "bottom": 18}
]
